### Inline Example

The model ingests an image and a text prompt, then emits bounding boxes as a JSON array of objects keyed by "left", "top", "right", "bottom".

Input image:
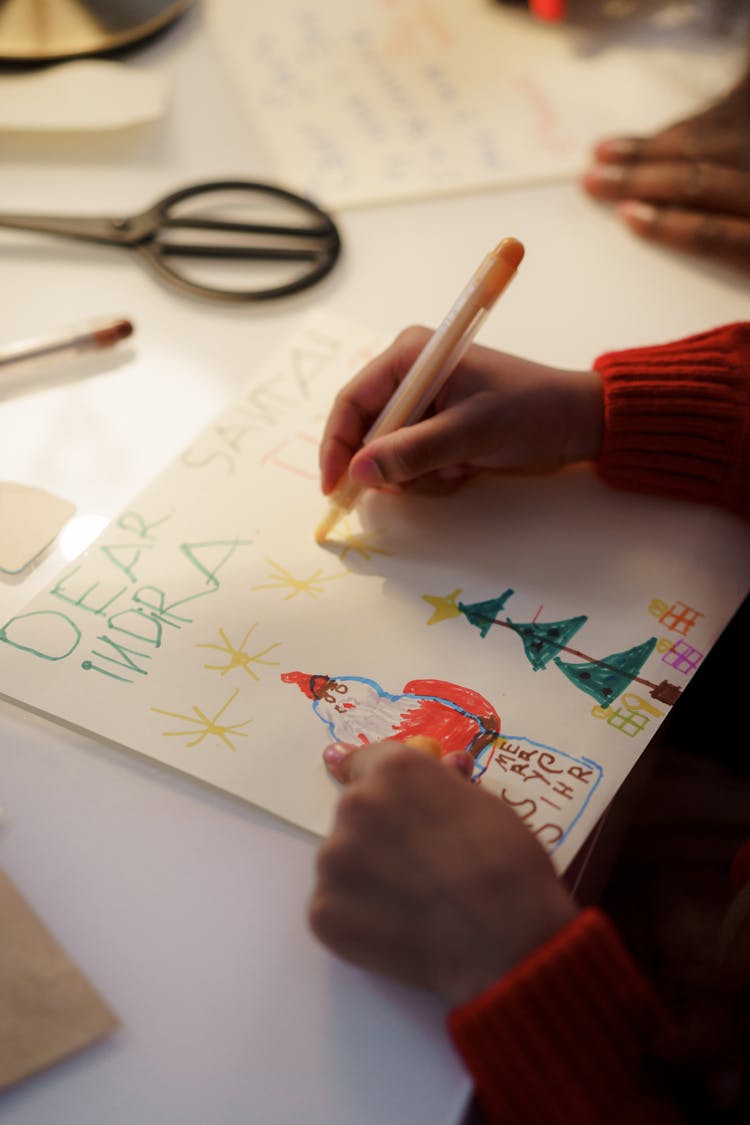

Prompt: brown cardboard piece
[
  {"left": 0, "top": 868, "right": 117, "bottom": 1091},
  {"left": 0, "top": 483, "right": 75, "bottom": 575}
]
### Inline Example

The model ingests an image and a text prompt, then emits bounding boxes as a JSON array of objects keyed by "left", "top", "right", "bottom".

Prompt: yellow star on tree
[{"left": 422, "top": 588, "right": 463, "bottom": 625}]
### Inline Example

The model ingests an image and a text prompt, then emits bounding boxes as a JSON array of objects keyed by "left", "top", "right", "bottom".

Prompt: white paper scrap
[{"left": 0, "top": 60, "right": 169, "bottom": 132}]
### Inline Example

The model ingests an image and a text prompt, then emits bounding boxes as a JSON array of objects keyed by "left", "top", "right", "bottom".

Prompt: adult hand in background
[
  {"left": 309, "top": 740, "right": 578, "bottom": 1007},
  {"left": 582, "top": 68, "right": 750, "bottom": 274}
]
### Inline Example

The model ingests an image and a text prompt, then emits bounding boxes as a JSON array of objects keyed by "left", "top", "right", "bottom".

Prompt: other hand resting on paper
[
  {"left": 581, "top": 66, "right": 750, "bottom": 275},
  {"left": 309, "top": 740, "right": 577, "bottom": 1007}
]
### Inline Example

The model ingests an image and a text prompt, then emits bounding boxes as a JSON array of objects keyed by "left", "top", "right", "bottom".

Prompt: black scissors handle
[{"left": 136, "top": 180, "right": 342, "bottom": 301}]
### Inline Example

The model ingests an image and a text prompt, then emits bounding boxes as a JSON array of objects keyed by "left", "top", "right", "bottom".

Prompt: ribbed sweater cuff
[
  {"left": 593, "top": 322, "right": 750, "bottom": 519},
  {"left": 448, "top": 908, "right": 677, "bottom": 1125}
]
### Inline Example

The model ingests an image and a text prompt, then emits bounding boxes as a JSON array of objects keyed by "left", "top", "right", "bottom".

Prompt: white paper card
[{"left": 0, "top": 311, "right": 747, "bottom": 873}]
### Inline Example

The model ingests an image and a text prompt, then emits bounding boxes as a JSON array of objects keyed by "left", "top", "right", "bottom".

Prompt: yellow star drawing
[
  {"left": 196, "top": 624, "right": 281, "bottom": 680},
  {"left": 151, "top": 688, "right": 251, "bottom": 750},
  {"left": 335, "top": 526, "right": 390, "bottom": 562},
  {"left": 252, "top": 558, "right": 345, "bottom": 600},
  {"left": 422, "top": 588, "right": 463, "bottom": 625}
]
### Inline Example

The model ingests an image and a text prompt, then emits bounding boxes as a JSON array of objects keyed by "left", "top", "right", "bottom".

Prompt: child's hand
[
  {"left": 319, "top": 328, "right": 602, "bottom": 497},
  {"left": 309, "top": 739, "right": 578, "bottom": 1006}
]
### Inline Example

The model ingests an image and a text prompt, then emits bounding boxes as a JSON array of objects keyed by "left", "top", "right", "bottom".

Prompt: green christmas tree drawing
[
  {"left": 554, "top": 637, "right": 658, "bottom": 706},
  {"left": 505, "top": 615, "right": 588, "bottom": 672},
  {"left": 458, "top": 589, "right": 514, "bottom": 638},
  {"left": 427, "top": 583, "right": 677, "bottom": 707}
]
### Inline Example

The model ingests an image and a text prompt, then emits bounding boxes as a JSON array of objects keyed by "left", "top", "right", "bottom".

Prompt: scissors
[{"left": 0, "top": 179, "right": 342, "bottom": 303}]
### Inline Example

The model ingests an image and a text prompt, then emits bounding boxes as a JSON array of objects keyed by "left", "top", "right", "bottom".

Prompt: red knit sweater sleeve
[
  {"left": 447, "top": 908, "right": 686, "bottom": 1125},
  {"left": 593, "top": 322, "right": 750, "bottom": 519}
]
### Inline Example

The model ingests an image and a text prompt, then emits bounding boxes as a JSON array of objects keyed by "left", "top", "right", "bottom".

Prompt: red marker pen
[{"left": 529, "top": 0, "right": 566, "bottom": 21}]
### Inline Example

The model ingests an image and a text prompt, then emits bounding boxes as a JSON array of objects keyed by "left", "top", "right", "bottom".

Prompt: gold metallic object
[{"left": 0, "top": 0, "right": 192, "bottom": 61}]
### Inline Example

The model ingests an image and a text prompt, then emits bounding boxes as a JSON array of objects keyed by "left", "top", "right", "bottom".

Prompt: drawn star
[
  {"left": 335, "top": 526, "right": 390, "bottom": 562},
  {"left": 422, "top": 588, "right": 463, "bottom": 625},
  {"left": 252, "top": 558, "right": 345, "bottom": 600},
  {"left": 151, "top": 688, "right": 251, "bottom": 751},
  {"left": 196, "top": 624, "right": 281, "bottom": 680}
]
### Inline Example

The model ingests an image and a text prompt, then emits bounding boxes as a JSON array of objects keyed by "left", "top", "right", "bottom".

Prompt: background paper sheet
[{"left": 207, "top": 0, "right": 746, "bottom": 208}]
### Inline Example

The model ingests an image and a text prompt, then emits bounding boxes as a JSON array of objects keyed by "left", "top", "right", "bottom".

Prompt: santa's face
[
  {"left": 313, "top": 677, "right": 422, "bottom": 745},
  {"left": 317, "top": 680, "right": 355, "bottom": 712}
]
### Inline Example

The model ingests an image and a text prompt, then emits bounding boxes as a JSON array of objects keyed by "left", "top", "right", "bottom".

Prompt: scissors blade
[{"left": 0, "top": 211, "right": 148, "bottom": 245}]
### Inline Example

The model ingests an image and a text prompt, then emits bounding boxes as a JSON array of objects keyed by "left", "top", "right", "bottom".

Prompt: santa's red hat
[{"left": 281, "top": 670, "right": 332, "bottom": 700}]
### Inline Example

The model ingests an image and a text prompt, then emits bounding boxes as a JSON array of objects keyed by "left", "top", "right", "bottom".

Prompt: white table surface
[{"left": 1, "top": 5, "right": 748, "bottom": 1124}]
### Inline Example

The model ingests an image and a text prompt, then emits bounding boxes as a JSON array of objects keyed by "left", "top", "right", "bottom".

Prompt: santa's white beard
[{"left": 316, "top": 688, "right": 422, "bottom": 744}]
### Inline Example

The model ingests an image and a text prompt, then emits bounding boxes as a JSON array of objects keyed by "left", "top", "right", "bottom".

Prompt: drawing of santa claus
[{"left": 281, "top": 670, "right": 500, "bottom": 760}]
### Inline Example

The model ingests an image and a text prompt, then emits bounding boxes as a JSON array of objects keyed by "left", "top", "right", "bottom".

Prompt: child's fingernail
[
  {"left": 350, "top": 457, "right": 385, "bottom": 488},
  {"left": 444, "top": 750, "right": 475, "bottom": 778},
  {"left": 323, "top": 742, "right": 351, "bottom": 767}
]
